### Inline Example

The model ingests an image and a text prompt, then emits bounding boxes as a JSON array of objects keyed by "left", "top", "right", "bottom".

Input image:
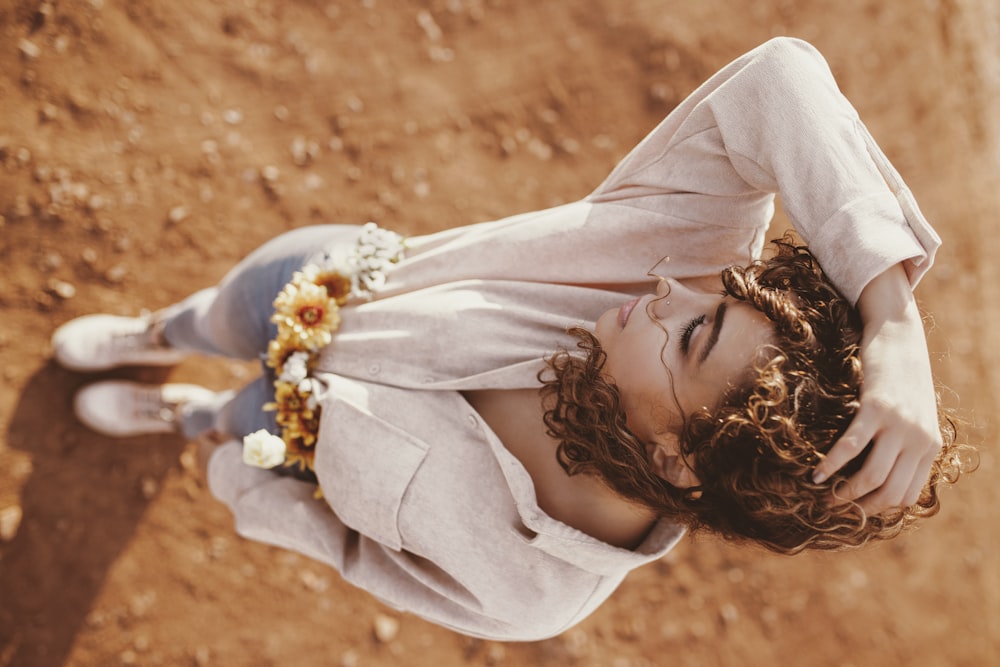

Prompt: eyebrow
[{"left": 698, "top": 301, "right": 728, "bottom": 364}]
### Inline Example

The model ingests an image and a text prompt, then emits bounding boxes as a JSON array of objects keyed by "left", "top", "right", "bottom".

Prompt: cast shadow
[{"left": 0, "top": 362, "right": 182, "bottom": 667}]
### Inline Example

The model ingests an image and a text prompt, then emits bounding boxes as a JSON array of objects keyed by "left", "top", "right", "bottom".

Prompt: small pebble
[
  {"left": 299, "top": 569, "right": 330, "bottom": 592},
  {"left": 140, "top": 476, "right": 158, "bottom": 500},
  {"left": 719, "top": 602, "right": 740, "bottom": 624},
  {"left": 48, "top": 278, "right": 77, "bottom": 299},
  {"left": 42, "top": 251, "right": 63, "bottom": 270},
  {"left": 19, "top": 39, "right": 41, "bottom": 59},
  {"left": 373, "top": 613, "right": 400, "bottom": 643},
  {"left": 167, "top": 205, "right": 189, "bottom": 223},
  {"left": 222, "top": 108, "right": 243, "bottom": 124},
  {"left": 40, "top": 103, "right": 59, "bottom": 121},
  {"left": 526, "top": 138, "right": 553, "bottom": 160},
  {"left": 290, "top": 136, "right": 320, "bottom": 166},
  {"left": 193, "top": 646, "right": 211, "bottom": 667},
  {"left": 0, "top": 505, "right": 23, "bottom": 542},
  {"left": 13, "top": 195, "right": 32, "bottom": 218},
  {"left": 129, "top": 591, "right": 157, "bottom": 618},
  {"left": 105, "top": 264, "right": 127, "bottom": 283},
  {"left": 416, "top": 10, "right": 442, "bottom": 41},
  {"left": 485, "top": 643, "right": 506, "bottom": 665},
  {"left": 36, "top": 2, "right": 53, "bottom": 23}
]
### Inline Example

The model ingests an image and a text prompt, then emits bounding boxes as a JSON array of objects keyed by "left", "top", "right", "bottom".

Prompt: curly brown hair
[{"left": 540, "top": 236, "right": 970, "bottom": 554}]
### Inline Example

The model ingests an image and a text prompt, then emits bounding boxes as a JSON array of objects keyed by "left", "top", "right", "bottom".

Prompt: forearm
[
  {"left": 813, "top": 260, "right": 941, "bottom": 509},
  {"left": 855, "top": 262, "right": 933, "bottom": 407},
  {"left": 857, "top": 262, "right": 922, "bottom": 330}
]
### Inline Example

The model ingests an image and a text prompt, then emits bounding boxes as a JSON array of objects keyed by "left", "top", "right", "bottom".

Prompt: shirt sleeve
[{"left": 588, "top": 37, "right": 940, "bottom": 304}]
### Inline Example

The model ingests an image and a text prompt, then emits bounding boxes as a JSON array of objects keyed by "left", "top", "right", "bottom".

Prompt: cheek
[{"left": 676, "top": 376, "right": 723, "bottom": 416}]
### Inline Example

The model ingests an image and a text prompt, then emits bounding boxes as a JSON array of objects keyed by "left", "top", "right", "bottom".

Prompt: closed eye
[{"left": 678, "top": 314, "right": 705, "bottom": 355}]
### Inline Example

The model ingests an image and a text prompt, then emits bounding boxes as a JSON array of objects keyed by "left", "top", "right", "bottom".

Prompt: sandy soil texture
[{"left": 2, "top": 1, "right": 999, "bottom": 665}]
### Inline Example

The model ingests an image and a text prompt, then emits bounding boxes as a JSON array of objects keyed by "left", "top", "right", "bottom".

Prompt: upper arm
[{"left": 587, "top": 37, "right": 939, "bottom": 299}]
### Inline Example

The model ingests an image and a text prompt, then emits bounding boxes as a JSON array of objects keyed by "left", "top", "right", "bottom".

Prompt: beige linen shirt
[{"left": 208, "top": 38, "right": 940, "bottom": 640}]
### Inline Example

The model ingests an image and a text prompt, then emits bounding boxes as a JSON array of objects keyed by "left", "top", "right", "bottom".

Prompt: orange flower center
[
  {"left": 297, "top": 305, "right": 324, "bottom": 325},
  {"left": 319, "top": 274, "right": 352, "bottom": 301}
]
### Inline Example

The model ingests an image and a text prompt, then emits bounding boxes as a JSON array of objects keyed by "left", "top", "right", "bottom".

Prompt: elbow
[
  {"left": 756, "top": 36, "right": 824, "bottom": 64},
  {"left": 744, "top": 36, "right": 840, "bottom": 106},
  {"left": 754, "top": 36, "right": 832, "bottom": 80}
]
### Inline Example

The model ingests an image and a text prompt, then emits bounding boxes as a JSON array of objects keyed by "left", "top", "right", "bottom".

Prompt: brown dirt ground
[{"left": 2, "top": 1, "right": 999, "bottom": 666}]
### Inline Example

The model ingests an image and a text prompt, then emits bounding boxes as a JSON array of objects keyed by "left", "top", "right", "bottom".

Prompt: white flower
[
  {"left": 242, "top": 429, "right": 287, "bottom": 469},
  {"left": 278, "top": 351, "right": 310, "bottom": 384},
  {"left": 316, "top": 251, "right": 354, "bottom": 277},
  {"left": 299, "top": 264, "right": 322, "bottom": 282},
  {"left": 328, "top": 222, "right": 405, "bottom": 301},
  {"left": 360, "top": 271, "right": 386, "bottom": 291}
]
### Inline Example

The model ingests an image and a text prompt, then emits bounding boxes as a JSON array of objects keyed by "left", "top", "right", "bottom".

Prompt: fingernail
[{"left": 812, "top": 471, "right": 827, "bottom": 484}]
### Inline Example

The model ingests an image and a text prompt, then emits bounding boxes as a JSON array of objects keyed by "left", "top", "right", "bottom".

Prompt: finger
[
  {"left": 856, "top": 452, "right": 921, "bottom": 514},
  {"left": 829, "top": 432, "right": 902, "bottom": 503},
  {"left": 813, "top": 411, "right": 880, "bottom": 484},
  {"left": 899, "top": 474, "right": 926, "bottom": 509},
  {"left": 899, "top": 450, "right": 938, "bottom": 507}
]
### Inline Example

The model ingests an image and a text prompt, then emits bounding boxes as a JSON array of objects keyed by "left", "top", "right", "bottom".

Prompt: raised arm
[
  {"left": 589, "top": 37, "right": 940, "bottom": 299},
  {"left": 811, "top": 262, "right": 942, "bottom": 512}
]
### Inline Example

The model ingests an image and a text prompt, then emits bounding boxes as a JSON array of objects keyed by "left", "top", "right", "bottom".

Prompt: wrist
[{"left": 857, "top": 263, "right": 919, "bottom": 327}]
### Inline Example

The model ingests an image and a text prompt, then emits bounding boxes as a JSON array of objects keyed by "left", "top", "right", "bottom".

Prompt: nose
[
  {"left": 654, "top": 277, "right": 671, "bottom": 299},
  {"left": 649, "top": 278, "right": 715, "bottom": 319},
  {"left": 649, "top": 278, "right": 676, "bottom": 319}
]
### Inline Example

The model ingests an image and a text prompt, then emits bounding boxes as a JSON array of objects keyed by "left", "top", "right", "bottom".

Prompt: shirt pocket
[{"left": 314, "top": 394, "right": 429, "bottom": 552}]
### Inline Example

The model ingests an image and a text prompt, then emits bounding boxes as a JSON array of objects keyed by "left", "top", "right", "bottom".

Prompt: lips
[{"left": 618, "top": 297, "right": 640, "bottom": 328}]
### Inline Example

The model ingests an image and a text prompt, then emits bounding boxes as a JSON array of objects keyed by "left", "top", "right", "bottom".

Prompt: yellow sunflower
[
  {"left": 268, "top": 381, "right": 307, "bottom": 415},
  {"left": 266, "top": 330, "right": 297, "bottom": 369},
  {"left": 271, "top": 280, "right": 341, "bottom": 350},
  {"left": 266, "top": 382, "right": 321, "bottom": 453},
  {"left": 281, "top": 438, "right": 316, "bottom": 471}
]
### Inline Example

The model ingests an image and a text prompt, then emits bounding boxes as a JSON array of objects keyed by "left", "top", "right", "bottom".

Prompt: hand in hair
[{"left": 812, "top": 263, "right": 943, "bottom": 513}]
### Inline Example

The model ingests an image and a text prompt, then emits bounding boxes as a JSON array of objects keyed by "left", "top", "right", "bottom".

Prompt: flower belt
[{"left": 242, "top": 223, "right": 406, "bottom": 472}]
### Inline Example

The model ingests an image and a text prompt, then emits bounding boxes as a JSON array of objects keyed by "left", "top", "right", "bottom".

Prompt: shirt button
[
  {"left": 368, "top": 363, "right": 380, "bottom": 375},
  {"left": 467, "top": 414, "right": 478, "bottom": 427}
]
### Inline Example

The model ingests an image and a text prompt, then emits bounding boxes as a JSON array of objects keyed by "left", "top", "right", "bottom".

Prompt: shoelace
[
  {"left": 133, "top": 387, "right": 178, "bottom": 425},
  {"left": 109, "top": 323, "right": 157, "bottom": 354}
]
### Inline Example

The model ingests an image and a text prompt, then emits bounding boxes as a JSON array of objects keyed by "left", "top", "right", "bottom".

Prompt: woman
[{"left": 52, "top": 38, "right": 961, "bottom": 640}]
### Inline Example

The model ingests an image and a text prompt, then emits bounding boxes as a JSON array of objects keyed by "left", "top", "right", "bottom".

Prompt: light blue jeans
[{"left": 157, "top": 225, "right": 359, "bottom": 440}]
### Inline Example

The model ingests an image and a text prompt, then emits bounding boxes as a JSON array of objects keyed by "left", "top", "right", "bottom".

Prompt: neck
[{"left": 464, "top": 387, "right": 659, "bottom": 549}]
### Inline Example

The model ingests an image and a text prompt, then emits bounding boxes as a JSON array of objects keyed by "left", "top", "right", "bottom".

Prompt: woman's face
[{"left": 594, "top": 278, "right": 774, "bottom": 444}]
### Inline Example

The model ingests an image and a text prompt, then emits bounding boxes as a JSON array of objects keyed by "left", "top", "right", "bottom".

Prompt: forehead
[{"left": 678, "top": 302, "right": 774, "bottom": 413}]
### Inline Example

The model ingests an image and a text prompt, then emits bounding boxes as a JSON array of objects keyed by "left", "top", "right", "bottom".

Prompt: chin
[{"left": 593, "top": 307, "right": 618, "bottom": 342}]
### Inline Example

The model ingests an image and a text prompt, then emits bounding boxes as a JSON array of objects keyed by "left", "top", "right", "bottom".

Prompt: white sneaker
[
  {"left": 74, "top": 381, "right": 218, "bottom": 437},
  {"left": 52, "top": 314, "right": 188, "bottom": 372}
]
